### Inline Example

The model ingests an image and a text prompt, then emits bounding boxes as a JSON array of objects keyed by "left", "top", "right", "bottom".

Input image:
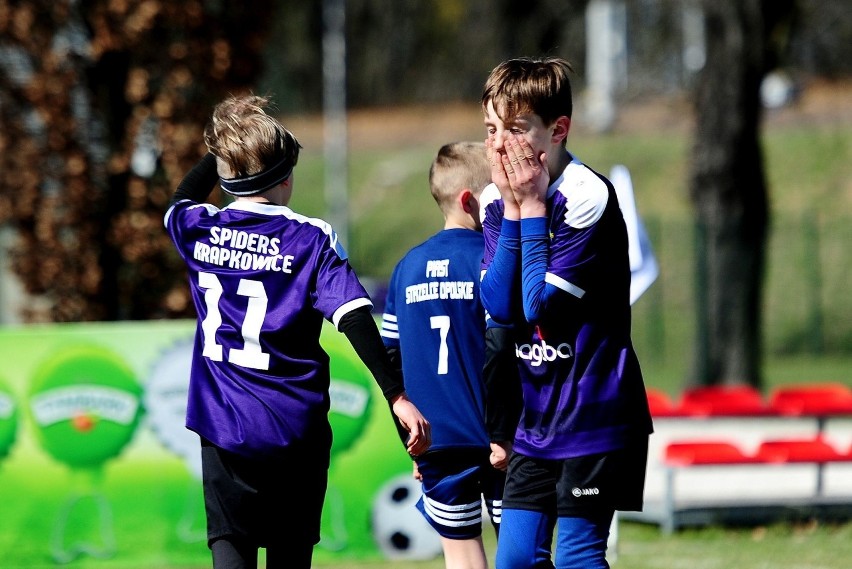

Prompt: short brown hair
[
  {"left": 203, "top": 94, "right": 300, "bottom": 179},
  {"left": 429, "top": 141, "right": 490, "bottom": 214},
  {"left": 481, "top": 57, "right": 574, "bottom": 126}
]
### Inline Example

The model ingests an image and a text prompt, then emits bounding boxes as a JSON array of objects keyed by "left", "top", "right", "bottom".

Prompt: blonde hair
[
  {"left": 428, "top": 141, "right": 490, "bottom": 214},
  {"left": 481, "top": 57, "right": 574, "bottom": 126},
  {"left": 203, "top": 94, "right": 300, "bottom": 179}
]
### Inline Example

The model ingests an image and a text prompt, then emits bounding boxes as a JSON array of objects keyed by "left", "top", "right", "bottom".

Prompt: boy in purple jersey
[
  {"left": 164, "top": 95, "right": 430, "bottom": 569},
  {"left": 478, "top": 58, "right": 653, "bottom": 569},
  {"left": 381, "top": 142, "right": 517, "bottom": 569}
]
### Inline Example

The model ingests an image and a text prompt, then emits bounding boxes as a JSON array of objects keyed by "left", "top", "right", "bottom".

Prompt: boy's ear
[
  {"left": 551, "top": 116, "right": 571, "bottom": 144},
  {"left": 459, "top": 189, "right": 474, "bottom": 213}
]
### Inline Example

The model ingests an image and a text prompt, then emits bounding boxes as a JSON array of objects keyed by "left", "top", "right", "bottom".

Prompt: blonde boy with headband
[{"left": 165, "top": 94, "right": 430, "bottom": 569}]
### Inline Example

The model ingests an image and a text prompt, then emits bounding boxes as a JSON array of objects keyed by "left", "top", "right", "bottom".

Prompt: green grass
[
  {"left": 615, "top": 520, "right": 852, "bottom": 569},
  {"left": 311, "top": 519, "right": 852, "bottom": 569}
]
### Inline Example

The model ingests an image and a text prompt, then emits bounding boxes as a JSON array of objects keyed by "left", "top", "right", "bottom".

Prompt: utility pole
[{"left": 322, "top": 0, "right": 349, "bottom": 248}]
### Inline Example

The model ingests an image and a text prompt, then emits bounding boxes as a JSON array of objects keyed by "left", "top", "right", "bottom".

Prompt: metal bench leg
[{"left": 663, "top": 466, "right": 676, "bottom": 534}]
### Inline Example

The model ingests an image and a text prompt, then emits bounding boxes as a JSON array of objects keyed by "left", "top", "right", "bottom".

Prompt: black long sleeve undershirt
[
  {"left": 382, "top": 344, "right": 412, "bottom": 447},
  {"left": 169, "top": 153, "right": 219, "bottom": 206},
  {"left": 338, "top": 306, "right": 406, "bottom": 402}
]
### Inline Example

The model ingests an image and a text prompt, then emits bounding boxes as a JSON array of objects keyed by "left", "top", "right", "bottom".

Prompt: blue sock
[
  {"left": 554, "top": 513, "right": 613, "bottom": 569},
  {"left": 495, "top": 509, "right": 555, "bottom": 569}
]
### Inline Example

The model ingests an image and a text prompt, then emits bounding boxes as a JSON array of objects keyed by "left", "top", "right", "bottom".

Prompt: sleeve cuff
[
  {"left": 500, "top": 218, "right": 521, "bottom": 239},
  {"left": 520, "top": 217, "right": 549, "bottom": 238}
]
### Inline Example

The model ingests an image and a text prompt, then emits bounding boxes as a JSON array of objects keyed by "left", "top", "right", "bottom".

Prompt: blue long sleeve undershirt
[
  {"left": 520, "top": 217, "right": 556, "bottom": 322},
  {"left": 480, "top": 218, "right": 520, "bottom": 325}
]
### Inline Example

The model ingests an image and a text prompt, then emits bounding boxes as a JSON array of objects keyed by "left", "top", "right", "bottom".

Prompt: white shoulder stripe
[
  {"left": 164, "top": 200, "right": 217, "bottom": 227},
  {"left": 554, "top": 160, "right": 609, "bottom": 229},
  {"left": 332, "top": 298, "right": 373, "bottom": 329},
  {"left": 227, "top": 201, "right": 345, "bottom": 258},
  {"left": 545, "top": 273, "right": 585, "bottom": 298},
  {"left": 479, "top": 183, "right": 501, "bottom": 225}
]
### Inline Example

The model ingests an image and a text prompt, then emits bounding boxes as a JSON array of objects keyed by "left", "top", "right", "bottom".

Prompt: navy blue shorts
[
  {"left": 414, "top": 448, "right": 505, "bottom": 539},
  {"left": 502, "top": 436, "right": 648, "bottom": 517},
  {"left": 201, "top": 438, "right": 330, "bottom": 549}
]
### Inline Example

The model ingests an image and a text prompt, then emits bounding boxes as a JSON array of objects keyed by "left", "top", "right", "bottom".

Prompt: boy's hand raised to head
[
  {"left": 390, "top": 393, "right": 432, "bottom": 456},
  {"left": 504, "top": 136, "right": 548, "bottom": 219},
  {"left": 486, "top": 137, "right": 520, "bottom": 219}
]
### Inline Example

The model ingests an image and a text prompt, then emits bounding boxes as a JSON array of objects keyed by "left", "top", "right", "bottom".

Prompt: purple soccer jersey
[
  {"left": 165, "top": 200, "right": 371, "bottom": 456},
  {"left": 480, "top": 155, "right": 653, "bottom": 460}
]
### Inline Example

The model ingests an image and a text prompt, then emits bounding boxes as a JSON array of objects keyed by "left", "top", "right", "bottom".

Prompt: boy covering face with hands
[{"left": 478, "top": 57, "right": 653, "bottom": 569}]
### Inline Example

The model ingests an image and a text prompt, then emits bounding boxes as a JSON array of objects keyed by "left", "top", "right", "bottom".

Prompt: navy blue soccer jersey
[
  {"left": 381, "top": 229, "right": 489, "bottom": 451},
  {"left": 165, "top": 199, "right": 371, "bottom": 456},
  {"left": 480, "top": 155, "right": 653, "bottom": 460}
]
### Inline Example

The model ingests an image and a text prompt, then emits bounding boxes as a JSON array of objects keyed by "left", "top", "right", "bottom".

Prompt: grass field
[{"left": 312, "top": 520, "right": 852, "bottom": 569}]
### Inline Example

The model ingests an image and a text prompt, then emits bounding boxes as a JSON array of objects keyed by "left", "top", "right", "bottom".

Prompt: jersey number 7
[{"left": 430, "top": 315, "right": 450, "bottom": 375}]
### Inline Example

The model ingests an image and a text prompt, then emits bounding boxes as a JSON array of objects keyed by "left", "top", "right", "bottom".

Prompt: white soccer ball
[{"left": 371, "top": 474, "right": 442, "bottom": 560}]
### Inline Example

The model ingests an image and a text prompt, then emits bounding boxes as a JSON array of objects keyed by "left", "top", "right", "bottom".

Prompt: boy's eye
[
  {"left": 486, "top": 127, "right": 496, "bottom": 135},
  {"left": 510, "top": 127, "right": 524, "bottom": 134}
]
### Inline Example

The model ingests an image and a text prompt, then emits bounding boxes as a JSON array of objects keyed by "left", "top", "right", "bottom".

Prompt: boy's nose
[{"left": 492, "top": 131, "right": 508, "bottom": 150}]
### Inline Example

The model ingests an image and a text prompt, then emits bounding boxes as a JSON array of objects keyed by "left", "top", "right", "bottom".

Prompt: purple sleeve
[
  {"left": 312, "top": 231, "right": 372, "bottom": 327},
  {"left": 480, "top": 218, "right": 520, "bottom": 325}
]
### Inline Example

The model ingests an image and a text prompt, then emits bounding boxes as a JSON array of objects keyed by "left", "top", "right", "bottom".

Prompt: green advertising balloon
[
  {"left": 0, "top": 378, "right": 18, "bottom": 462},
  {"left": 28, "top": 345, "right": 144, "bottom": 469},
  {"left": 324, "top": 330, "right": 373, "bottom": 457}
]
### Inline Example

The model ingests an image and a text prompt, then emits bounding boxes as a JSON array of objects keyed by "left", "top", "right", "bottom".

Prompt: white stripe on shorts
[
  {"left": 488, "top": 498, "right": 502, "bottom": 524},
  {"left": 423, "top": 495, "right": 482, "bottom": 528}
]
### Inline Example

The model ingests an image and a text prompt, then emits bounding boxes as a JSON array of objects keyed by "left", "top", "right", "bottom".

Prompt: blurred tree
[
  {"left": 0, "top": 0, "right": 274, "bottom": 321},
  {"left": 1, "top": 0, "right": 845, "bottom": 324},
  {"left": 688, "top": 0, "right": 795, "bottom": 388},
  {"left": 791, "top": 0, "right": 852, "bottom": 77},
  {"left": 258, "top": 0, "right": 589, "bottom": 112},
  {"left": 344, "top": 0, "right": 589, "bottom": 107}
]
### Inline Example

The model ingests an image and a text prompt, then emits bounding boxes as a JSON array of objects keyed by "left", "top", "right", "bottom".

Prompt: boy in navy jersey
[
  {"left": 164, "top": 95, "right": 430, "bottom": 569},
  {"left": 479, "top": 58, "right": 653, "bottom": 568},
  {"left": 381, "top": 142, "right": 515, "bottom": 569}
]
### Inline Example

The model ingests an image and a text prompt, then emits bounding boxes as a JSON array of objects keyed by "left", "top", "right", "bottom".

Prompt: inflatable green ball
[
  {"left": 324, "top": 331, "right": 374, "bottom": 457},
  {"left": 0, "top": 379, "right": 18, "bottom": 462},
  {"left": 28, "top": 345, "right": 144, "bottom": 469}
]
